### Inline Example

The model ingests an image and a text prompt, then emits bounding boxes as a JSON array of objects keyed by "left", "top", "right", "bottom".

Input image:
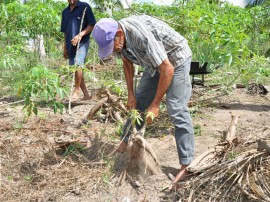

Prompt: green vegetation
[
  {"left": 132, "top": 1, "right": 270, "bottom": 86},
  {"left": 194, "top": 124, "right": 202, "bottom": 136},
  {"left": 0, "top": 0, "right": 269, "bottom": 117},
  {"left": 129, "top": 109, "right": 143, "bottom": 127},
  {"left": 20, "top": 65, "right": 66, "bottom": 116},
  {"left": 63, "top": 142, "right": 85, "bottom": 156}
]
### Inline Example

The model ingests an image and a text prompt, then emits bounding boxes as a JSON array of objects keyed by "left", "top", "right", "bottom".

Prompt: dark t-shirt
[{"left": 61, "top": 1, "right": 96, "bottom": 58}]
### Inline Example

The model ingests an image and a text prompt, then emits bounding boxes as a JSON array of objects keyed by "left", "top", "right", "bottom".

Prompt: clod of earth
[{"left": 126, "top": 133, "right": 162, "bottom": 181}]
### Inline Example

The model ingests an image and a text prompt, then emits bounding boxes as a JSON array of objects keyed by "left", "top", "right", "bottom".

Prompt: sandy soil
[{"left": 0, "top": 85, "right": 269, "bottom": 202}]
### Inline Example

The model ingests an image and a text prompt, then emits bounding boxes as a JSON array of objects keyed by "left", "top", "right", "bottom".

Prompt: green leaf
[{"left": 33, "top": 105, "right": 38, "bottom": 116}]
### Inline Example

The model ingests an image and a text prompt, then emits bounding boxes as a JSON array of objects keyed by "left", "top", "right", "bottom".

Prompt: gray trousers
[{"left": 121, "top": 58, "right": 194, "bottom": 165}]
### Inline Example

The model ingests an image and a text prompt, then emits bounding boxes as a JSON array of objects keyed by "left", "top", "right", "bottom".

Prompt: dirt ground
[{"left": 0, "top": 84, "right": 269, "bottom": 202}]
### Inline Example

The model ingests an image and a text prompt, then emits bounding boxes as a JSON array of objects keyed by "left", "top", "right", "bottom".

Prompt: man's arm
[
  {"left": 146, "top": 59, "right": 174, "bottom": 123},
  {"left": 63, "top": 34, "right": 68, "bottom": 59},
  {"left": 122, "top": 57, "right": 136, "bottom": 110},
  {"left": 79, "top": 25, "right": 94, "bottom": 37},
  {"left": 71, "top": 25, "right": 94, "bottom": 46}
]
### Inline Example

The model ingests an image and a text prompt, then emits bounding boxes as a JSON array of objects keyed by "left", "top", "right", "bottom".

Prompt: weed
[
  {"left": 80, "top": 121, "right": 91, "bottom": 130},
  {"left": 227, "top": 151, "right": 237, "bottom": 160},
  {"left": 64, "top": 143, "right": 85, "bottom": 156},
  {"left": 13, "top": 119, "right": 24, "bottom": 131},
  {"left": 106, "top": 81, "right": 126, "bottom": 97},
  {"left": 7, "top": 176, "right": 13, "bottom": 180},
  {"left": 194, "top": 124, "right": 202, "bottom": 136},
  {"left": 37, "top": 112, "right": 47, "bottom": 122},
  {"left": 24, "top": 175, "right": 32, "bottom": 182},
  {"left": 100, "top": 157, "right": 115, "bottom": 186},
  {"left": 115, "top": 121, "right": 123, "bottom": 134},
  {"left": 189, "top": 106, "right": 200, "bottom": 116}
]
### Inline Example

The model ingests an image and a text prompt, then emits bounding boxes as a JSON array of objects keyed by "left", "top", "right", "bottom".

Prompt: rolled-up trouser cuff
[{"left": 179, "top": 157, "right": 193, "bottom": 165}]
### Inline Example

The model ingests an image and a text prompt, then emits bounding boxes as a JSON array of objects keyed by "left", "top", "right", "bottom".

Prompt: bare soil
[{"left": 0, "top": 85, "right": 269, "bottom": 202}]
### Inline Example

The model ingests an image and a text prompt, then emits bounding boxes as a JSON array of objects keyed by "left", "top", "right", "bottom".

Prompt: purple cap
[{"left": 92, "top": 18, "right": 118, "bottom": 59}]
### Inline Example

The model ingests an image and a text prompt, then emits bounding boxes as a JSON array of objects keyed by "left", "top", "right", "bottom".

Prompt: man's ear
[{"left": 115, "top": 29, "right": 124, "bottom": 37}]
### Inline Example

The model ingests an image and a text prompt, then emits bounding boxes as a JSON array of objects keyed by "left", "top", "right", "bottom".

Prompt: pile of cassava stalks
[{"left": 177, "top": 115, "right": 270, "bottom": 202}]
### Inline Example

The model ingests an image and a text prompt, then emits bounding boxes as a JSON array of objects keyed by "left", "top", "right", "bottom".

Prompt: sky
[
  {"left": 224, "top": 0, "right": 248, "bottom": 8},
  {"left": 79, "top": 0, "right": 174, "bottom": 7},
  {"left": 132, "top": 0, "right": 174, "bottom": 5}
]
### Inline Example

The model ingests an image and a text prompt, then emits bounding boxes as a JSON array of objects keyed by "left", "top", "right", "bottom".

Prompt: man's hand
[
  {"left": 127, "top": 94, "right": 136, "bottom": 110},
  {"left": 146, "top": 105, "right": 159, "bottom": 125},
  {"left": 63, "top": 47, "right": 68, "bottom": 59},
  {"left": 71, "top": 34, "right": 82, "bottom": 46}
]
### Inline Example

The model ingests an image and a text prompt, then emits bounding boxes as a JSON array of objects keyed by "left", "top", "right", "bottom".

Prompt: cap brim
[{"left": 98, "top": 39, "right": 114, "bottom": 59}]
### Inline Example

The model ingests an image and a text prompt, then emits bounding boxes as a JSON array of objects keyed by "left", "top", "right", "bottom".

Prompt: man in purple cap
[
  {"left": 61, "top": 0, "right": 96, "bottom": 101},
  {"left": 92, "top": 15, "right": 194, "bottom": 189}
]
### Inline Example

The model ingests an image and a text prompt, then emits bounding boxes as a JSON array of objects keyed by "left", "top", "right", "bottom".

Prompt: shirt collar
[
  {"left": 119, "top": 21, "right": 131, "bottom": 50},
  {"left": 68, "top": 0, "right": 82, "bottom": 10},
  {"left": 77, "top": 1, "right": 82, "bottom": 7}
]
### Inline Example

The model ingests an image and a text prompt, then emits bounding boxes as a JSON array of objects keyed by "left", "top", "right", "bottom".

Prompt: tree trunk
[{"left": 21, "top": 0, "right": 46, "bottom": 58}]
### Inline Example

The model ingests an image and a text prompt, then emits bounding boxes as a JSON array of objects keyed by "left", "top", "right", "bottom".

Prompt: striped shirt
[{"left": 117, "top": 15, "right": 192, "bottom": 77}]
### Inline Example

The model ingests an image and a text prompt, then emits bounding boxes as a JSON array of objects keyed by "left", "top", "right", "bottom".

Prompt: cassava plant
[
  {"left": 19, "top": 65, "right": 67, "bottom": 116},
  {"left": 129, "top": 109, "right": 143, "bottom": 127}
]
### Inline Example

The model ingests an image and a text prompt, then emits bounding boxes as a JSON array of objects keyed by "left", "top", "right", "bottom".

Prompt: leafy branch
[{"left": 19, "top": 65, "right": 67, "bottom": 116}]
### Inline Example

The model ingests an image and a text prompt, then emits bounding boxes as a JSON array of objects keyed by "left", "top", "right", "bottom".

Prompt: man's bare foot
[
  {"left": 169, "top": 165, "right": 189, "bottom": 191},
  {"left": 81, "top": 95, "right": 92, "bottom": 101},
  {"left": 116, "top": 141, "right": 128, "bottom": 153},
  {"left": 71, "top": 91, "right": 80, "bottom": 102}
]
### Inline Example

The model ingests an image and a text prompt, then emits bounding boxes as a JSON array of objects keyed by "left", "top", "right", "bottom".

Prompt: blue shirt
[{"left": 61, "top": 1, "right": 96, "bottom": 58}]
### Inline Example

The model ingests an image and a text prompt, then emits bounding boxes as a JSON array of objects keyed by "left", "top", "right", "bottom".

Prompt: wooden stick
[
  {"left": 68, "top": 7, "right": 87, "bottom": 114},
  {"left": 224, "top": 114, "right": 239, "bottom": 143},
  {"left": 0, "top": 99, "right": 24, "bottom": 107}
]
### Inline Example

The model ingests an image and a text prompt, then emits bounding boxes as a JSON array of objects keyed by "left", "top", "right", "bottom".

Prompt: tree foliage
[
  {"left": 131, "top": 0, "right": 269, "bottom": 84},
  {"left": 90, "top": 0, "right": 124, "bottom": 15}
]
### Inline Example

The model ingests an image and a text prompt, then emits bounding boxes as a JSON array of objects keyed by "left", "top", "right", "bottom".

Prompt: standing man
[
  {"left": 61, "top": 0, "right": 96, "bottom": 101},
  {"left": 92, "top": 15, "right": 194, "bottom": 188}
]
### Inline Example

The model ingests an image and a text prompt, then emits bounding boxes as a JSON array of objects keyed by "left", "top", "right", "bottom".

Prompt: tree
[
  {"left": 224, "top": 0, "right": 266, "bottom": 7},
  {"left": 246, "top": 0, "right": 266, "bottom": 6},
  {"left": 90, "top": 0, "right": 124, "bottom": 16},
  {"left": 20, "top": 0, "right": 46, "bottom": 58}
]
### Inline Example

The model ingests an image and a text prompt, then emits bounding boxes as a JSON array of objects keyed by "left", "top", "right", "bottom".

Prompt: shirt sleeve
[
  {"left": 60, "top": 10, "right": 65, "bottom": 33},
  {"left": 85, "top": 4, "right": 96, "bottom": 26}
]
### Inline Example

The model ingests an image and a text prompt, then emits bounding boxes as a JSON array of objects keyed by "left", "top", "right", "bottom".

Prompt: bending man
[{"left": 92, "top": 15, "right": 194, "bottom": 187}]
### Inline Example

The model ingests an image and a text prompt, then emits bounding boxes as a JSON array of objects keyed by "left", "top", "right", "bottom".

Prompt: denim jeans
[
  {"left": 69, "top": 40, "right": 89, "bottom": 66},
  {"left": 121, "top": 57, "right": 194, "bottom": 165}
]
